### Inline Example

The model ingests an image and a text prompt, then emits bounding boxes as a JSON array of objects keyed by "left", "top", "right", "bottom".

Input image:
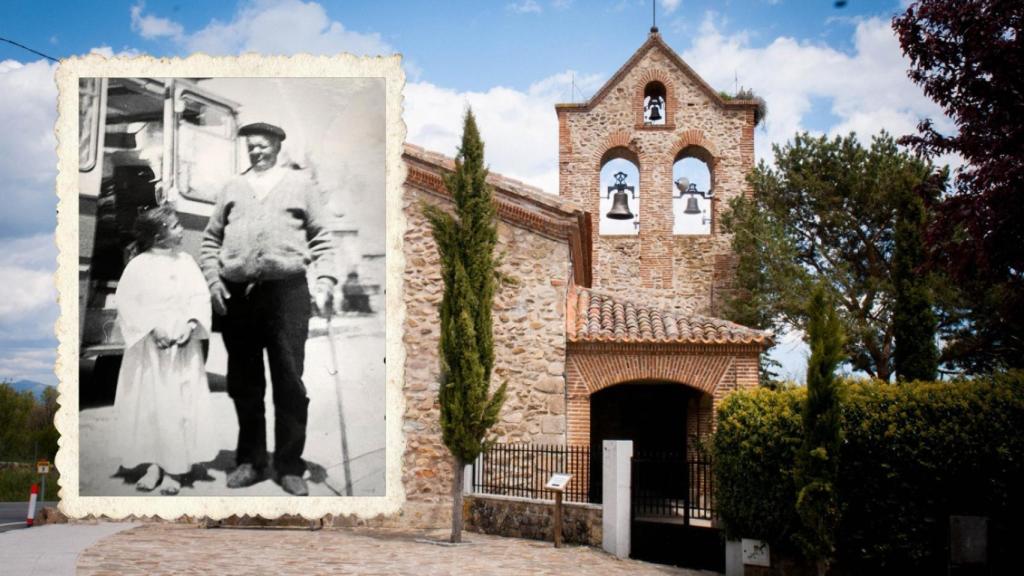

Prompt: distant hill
[{"left": 7, "top": 379, "right": 50, "bottom": 400}]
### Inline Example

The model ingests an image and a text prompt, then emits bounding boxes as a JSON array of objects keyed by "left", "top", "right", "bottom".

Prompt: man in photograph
[{"left": 200, "top": 121, "right": 336, "bottom": 497}]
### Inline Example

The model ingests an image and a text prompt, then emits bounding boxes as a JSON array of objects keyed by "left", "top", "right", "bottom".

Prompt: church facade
[{"left": 399, "top": 31, "right": 769, "bottom": 525}]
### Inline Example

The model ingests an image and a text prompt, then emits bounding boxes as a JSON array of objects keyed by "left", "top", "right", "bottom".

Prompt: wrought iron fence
[
  {"left": 631, "top": 452, "right": 714, "bottom": 524},
  {"left": 471, "top": 443, "right": 591, "bottom": 503}
]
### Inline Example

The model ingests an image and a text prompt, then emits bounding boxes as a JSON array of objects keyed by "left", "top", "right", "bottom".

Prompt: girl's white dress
[{"left": 112, "top": 248, "right": 218, "bottom": 475}]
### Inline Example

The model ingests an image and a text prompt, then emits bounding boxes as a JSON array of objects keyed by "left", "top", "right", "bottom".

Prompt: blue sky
[{"left": 0, "top": 0, "right": 950, "bottom": 385}]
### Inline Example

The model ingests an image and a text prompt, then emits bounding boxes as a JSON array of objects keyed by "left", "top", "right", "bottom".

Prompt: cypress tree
[
  {"left": 893, "top": 178, "right": 939, "bottom": 382},
  {"left": 795, "top": 285, "right": 845, "bottom": 575},
  {"left": 423, "top": 109, "right": 507, "bottom": 543}
]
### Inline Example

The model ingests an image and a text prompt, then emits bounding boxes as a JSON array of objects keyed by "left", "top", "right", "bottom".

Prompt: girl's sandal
[{"left": 135, "top": 465, "right": 161, "bottom": 492}]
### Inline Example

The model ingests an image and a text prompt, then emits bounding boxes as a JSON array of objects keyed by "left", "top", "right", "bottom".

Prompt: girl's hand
[
  {"left": 172, "top": 319, "right": 196, "bottom": 346},
  {"left": 152, "top": 326, "right": 173, "bottom": 349}
]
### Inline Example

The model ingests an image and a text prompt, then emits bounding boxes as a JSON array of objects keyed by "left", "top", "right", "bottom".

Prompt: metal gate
[{"left": 630, "top": 452, "right": 723, "bottom": 571}]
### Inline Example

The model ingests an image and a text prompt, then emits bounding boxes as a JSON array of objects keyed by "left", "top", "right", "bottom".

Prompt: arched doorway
[
  {"left": 588, "top": 381, "right": 702, "bottom": 499},
  {"left": 587, "top": 380, "right": 722, "bottom": 571}
]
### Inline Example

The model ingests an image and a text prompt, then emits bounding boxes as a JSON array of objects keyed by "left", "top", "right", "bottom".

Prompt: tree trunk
[{"left": 450, "top": 455, "right": 465, "bottom": 543}]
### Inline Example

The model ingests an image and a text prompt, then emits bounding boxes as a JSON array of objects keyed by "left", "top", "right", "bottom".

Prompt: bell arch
[
  {"left": 673, "top": 149, "right": 714, "bottom": 235},
  {"left": 598, "top": 145, "right": 641, "bottom": 236},
  {"left": 634, "top": 69, "right": 676, "bottom": 128}
]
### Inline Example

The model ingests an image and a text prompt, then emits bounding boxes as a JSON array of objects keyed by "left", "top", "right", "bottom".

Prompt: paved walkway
[
  {"left": 0, "top": 523, "right": 137, "bottom": 575},
  {"left": 77, "top": 524, "right": 713, "bottom": 575}
]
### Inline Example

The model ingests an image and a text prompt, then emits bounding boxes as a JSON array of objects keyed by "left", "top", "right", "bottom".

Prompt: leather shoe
[
  {"left": 280, "top": 474, "right": 309, "bottom": 496},
  {"left": 226, "top": 463, "right": 260, "bottom": 488}
]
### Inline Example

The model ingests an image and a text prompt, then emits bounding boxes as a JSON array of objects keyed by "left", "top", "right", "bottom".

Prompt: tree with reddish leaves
[{"left": 893, "top": 1, "right": 1024, "bottom": 372}]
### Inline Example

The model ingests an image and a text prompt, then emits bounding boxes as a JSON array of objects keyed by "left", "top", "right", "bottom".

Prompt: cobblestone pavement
[{"left": 77, "top": 524, "right": 714, "bottom": 575}]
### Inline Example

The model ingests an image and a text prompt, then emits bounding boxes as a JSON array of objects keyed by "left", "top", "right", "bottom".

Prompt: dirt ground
[{"left": 77, "top": 314, "right": 386, "bottom": 498}]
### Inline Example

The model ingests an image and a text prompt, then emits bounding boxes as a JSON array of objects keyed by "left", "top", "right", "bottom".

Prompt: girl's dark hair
[{"left": 133, "top": 205, "right": 178, "bottom": 253}]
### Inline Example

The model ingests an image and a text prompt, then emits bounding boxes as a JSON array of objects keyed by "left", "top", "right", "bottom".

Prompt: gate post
[{"left": 602, "top": 439, "right": 633, "bottom": 559}]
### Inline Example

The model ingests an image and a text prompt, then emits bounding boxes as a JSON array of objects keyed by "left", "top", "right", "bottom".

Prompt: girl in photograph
[{"left": 111, "top": 205, "right": 216, "bottom": 495}]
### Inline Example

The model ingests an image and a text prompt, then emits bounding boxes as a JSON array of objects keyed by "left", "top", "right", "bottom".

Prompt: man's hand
[
  {"left": 313, "top": 278, "right": 335, "bottom": 317},
  {"left": 172, "top": 319, "right": 198, "bottom": 346},
  {"left": 211, "top": 282, "right": 231, "bottom": 316}
]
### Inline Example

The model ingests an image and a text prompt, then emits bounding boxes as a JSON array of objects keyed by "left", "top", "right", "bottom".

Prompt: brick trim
[
  {"left": 554, "top": 33, "right": 759, "bottom": 117},
  {"left": 568, "top": 351, "right": 733, "bottom": 396},
  {"left": 564, "top": 344, "right": 762, "bottom": 446},
  {"left": 674, "top": 129, "right": 720, "bottom": 162}
]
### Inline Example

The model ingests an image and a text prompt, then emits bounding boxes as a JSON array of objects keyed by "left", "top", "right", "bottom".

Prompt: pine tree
[
  {"left": 893, "top": 176, "right": 939, "bottom": 382},
  {"left": 795, "top": 285, "right": 845, "bottom": 575},
  {"left": 423, "top": 109, "right": 507, "bottom": 543}
]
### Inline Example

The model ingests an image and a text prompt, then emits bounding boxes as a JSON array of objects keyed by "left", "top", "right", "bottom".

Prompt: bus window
[
  {"left": 79, "top": 78, "right": 102, "bottom": 172},
  {"left": 177, "top": 92, "right": 236, "bottom": 203}
]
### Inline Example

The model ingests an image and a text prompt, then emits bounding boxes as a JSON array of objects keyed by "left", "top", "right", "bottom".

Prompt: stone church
[{"left": 400, "top": 29, "right": 769, "bottom": 524}]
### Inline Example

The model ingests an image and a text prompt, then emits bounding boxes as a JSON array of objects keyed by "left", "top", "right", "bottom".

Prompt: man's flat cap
[{"left": 238, "top": 122, "right": 286, "bottom": 141}]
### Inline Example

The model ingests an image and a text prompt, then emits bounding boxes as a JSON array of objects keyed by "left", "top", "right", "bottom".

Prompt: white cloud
[
  {"left": 0, "top": 347, "right": 57, "bottom": 386},
  {"left": 0, "top": 235, "right": 57, "bottom": 325},
  {"left": 0, "top": 60, "right": 58, "bottom": 238},
  {"left": 130, "top": 0, "right": 393, "bottom": 56},
  {"left": 660, "top": 0, "right": 682, "bottom": 14},
  {"left": 405, "top": 71, "right": 605, "bottom": 193},
  {"left": 0, "top": 60, "right": 57, "bottom": 183},
  {"left": 130, "top": 2, "right": 184, "bottom": 41},
  {"left": 508, "top": 1, "right": 543, "bottom": 14},
  {"left": 681, "top": 14, "right": 955, "bottom": 167}
]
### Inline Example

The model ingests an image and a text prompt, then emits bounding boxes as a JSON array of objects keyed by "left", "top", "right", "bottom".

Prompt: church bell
[
  {"left": 648, "top": 101, "right": 662, "bottom": 122},
  {"left": 607, "top": 190, "right": 635, "bottom": 220},
  {"left": 683, "top": 196, "right": 701, "bottom": 214},
  {"left": 605, "top": 171, "right": 637, "bottom": 221}
]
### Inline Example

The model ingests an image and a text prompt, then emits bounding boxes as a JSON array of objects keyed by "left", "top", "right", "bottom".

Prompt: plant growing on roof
[{"left": 422, "top": 108, "right": 507, "bottom": 544}]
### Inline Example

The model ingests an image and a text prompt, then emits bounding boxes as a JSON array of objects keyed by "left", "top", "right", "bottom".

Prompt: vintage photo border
[{"left": 54, "top": 54, "right": 407, "bottom": 519}]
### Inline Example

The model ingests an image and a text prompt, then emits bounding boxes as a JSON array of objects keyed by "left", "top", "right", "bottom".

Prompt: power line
[{"left": 0, "top": 36, "right": 59, "bottom": 63}]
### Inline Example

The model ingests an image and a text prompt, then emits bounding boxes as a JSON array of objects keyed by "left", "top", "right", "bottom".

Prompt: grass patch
[{"left": 0, "top": 465, "right": 60, "bottom": 502}]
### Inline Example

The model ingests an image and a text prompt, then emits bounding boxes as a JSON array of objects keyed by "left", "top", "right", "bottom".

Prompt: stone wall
[
  {"left": 465, "top": 493, "right": 603, "bottom": 547},
  {"left": 557, "top": 34, "right": 756, "bottom": 317},
  {"left": 401, "top": 186, "right": 572, "bottom": 525}
]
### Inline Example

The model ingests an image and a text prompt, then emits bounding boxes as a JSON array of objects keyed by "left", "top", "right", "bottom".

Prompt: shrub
[
  {"left": 714, "top": 387, "right": 804, "bottom": 550},
  {"left": 713, "top": 372, "right": 1024, "bottom": 573}
]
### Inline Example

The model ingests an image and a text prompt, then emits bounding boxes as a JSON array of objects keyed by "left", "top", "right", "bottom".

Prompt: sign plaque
[{"left": 545, "top": 473, "right": 572, "bottom": 491}]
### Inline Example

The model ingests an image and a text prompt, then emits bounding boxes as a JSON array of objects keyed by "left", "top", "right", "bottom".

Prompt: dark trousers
[{"left": 222, "top": 276, "right": 310, "bottom": 477}]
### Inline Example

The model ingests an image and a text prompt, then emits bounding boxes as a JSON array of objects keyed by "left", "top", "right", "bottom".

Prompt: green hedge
[{"left": 713, "top": 372, "right": 1024, "bottom": 573}]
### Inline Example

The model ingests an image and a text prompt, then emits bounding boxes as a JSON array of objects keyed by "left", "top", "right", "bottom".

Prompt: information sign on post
[
  {"left": 545, "top": 473, "right": 572, "bottom": 492},
  {"left": 545, "top": 473, "right": 573, "bottom": 548},
  {"left": 36, "top": 460, "right": 50, "bottom": 504}
]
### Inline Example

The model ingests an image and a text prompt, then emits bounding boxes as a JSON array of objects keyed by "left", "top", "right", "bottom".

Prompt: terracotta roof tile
[{"left": 569, "top": 286, "right": 771, "bottom": 346}]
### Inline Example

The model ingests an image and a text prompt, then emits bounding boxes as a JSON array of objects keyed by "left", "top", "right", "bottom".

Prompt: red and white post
[{"left": 26, "top": 483, "right": 38, "bottom": 527}]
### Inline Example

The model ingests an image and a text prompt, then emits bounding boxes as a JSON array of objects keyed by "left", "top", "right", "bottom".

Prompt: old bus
[{"left": 78, "top": 77, "right": 240, "bottom": 384}]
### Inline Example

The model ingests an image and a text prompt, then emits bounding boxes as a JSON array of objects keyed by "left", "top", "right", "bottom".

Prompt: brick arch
[
  {"left": 594, "top": 130, "right": 639, "bottom": 167},
  {"left": 569, "top": 352, "right": 733, "bottom": 397},
  {"left": 673, "top": 130, "right": 721, "bottom": 234},
  {"left": 674, "top": 129, "right": 720, "bottom": 162},
  {"left": 634, "top": 69, "right": 676, "bottom": 128},
  {"left": 591, "top": 130, "right": 642, "bottom": 231}
]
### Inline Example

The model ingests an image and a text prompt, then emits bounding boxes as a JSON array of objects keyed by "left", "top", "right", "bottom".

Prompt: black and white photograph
[{"left": 71, "top": 71, "right": 390, "bottom": 500}]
